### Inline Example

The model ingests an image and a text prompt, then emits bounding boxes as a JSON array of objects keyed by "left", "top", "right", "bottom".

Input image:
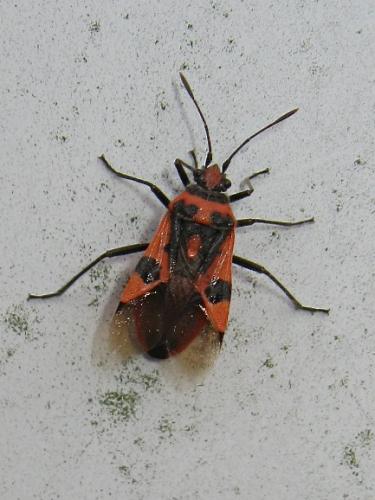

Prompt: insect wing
[
  {"left": 109, "top": 210, "right": 234, "bottom": 359},
  {"left": 120, "top": 213, "right": 171, "bottom": 303},
  {"left": 107, "top": 213, "right": 170, "bottom": 354},
  {"left": 195, "top": 228, "right": 235, "bottom": 333}
]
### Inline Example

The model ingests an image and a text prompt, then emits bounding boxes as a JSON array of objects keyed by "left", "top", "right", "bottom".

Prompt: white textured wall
[{"left": 1, "top": 1, "right": 374, "bottom": 499}]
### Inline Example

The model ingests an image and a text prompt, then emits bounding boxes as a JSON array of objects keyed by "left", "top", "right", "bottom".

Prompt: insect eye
[
  {"left": 223, "top": 178, "right": 231, "bottom": 190},
  {"left": 193, "top": 169, "right": 203, "bottom": 182}
]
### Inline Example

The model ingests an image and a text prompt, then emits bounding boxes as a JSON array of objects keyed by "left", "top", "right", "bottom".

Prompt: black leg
[
  {"left": 248, "top": 168, "right": 270, "bottom": 180},
  {"left": 189, "top": 150, "right": 199, "bottom": 169},
  {"left": 229, "top": 168, "right": 270, "bottom": 203},
  {"left": 237, "top": 217, "right": 314, "bottom": 228},
  {"left": 99, "top": 155, "right": 170, "bottom": 208},
  {"left": 229, "top": 190, "right": 253, "bottom": 203},
  {"left": 28, "top": 243, "right": 149, "bottom": 300},
  {"left": 174, "top": 159, "right": 191, "bottom": 186},
  {"left": 233, "top": 255, "right": 329, "bottom": 313}
]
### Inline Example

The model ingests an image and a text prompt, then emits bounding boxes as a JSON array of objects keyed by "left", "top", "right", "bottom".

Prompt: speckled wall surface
[{"left": 1, "top": 1, "right": 374, "bottom": 499}]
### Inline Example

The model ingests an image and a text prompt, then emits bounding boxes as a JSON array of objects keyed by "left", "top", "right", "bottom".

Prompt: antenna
[
  {"left": 222, "top": 108, "right": 298, "bottom": 172},
  {"left": 179, "top": 73, "right": 213, "bottom": 167}
]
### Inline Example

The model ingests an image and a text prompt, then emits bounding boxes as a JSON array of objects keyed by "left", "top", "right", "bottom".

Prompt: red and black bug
[{"left": 29, "top": 73, "right": 329, "bottom": 359}]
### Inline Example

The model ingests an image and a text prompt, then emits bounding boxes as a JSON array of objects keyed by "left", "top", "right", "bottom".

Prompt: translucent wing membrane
[{"left": 112, "top": 286, "right": 223, "bottom": 359}]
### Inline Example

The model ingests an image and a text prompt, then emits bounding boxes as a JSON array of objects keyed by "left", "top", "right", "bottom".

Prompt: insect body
[
  {"left": 29, "top": 74, "right": 329, "bottom": 359},
  {"left": 116, "top": 175, "right": 236, "bottom": 358}
]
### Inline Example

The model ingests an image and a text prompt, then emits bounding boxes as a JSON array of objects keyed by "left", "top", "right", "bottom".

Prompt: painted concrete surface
[{"left": 1, "top": 1, "right": 374, "bottom": 499}]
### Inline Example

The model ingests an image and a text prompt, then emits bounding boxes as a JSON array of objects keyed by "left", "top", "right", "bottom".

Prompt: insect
[{"left": 29, "top": 73, "right": 329, "bottom": 359}]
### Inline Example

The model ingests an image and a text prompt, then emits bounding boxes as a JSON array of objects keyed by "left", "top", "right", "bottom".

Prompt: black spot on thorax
[
  {"left": 211, "top": 212, "right": 234, "bottom": 228},
  {"left": 173, "top": 200, "right": 198, "bottom": 218}
]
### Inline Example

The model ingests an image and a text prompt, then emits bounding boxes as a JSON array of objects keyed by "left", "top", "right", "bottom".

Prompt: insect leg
[
  {"left": 233, "top": 255, "right": 329, "bottom": 313},
  {"left": 248, "top": 168, "right": 270, "bottom": 180},
  {"left": 28, "top": 243, "right": 149, "bottom": 300},
  {"left": 99, "top": 155, "right": 170, "bottom": 208},
  {"left": 237, "top": 217, "right": 314, "bottom": 228},
  {"left": 189, "top": 150, "right": 199, "bottom": 169},
  {"left": 174, "top": 159, "right": 192, "bottom": 186},
  {"left": 174, "top": 151, "right": 200, "bottom": 186},
  {"left": 229, "top": 190, "right": 253, "bottom": 203},
  {"left": 229, "top": 168, "right": 270, "bottom": 203}
]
